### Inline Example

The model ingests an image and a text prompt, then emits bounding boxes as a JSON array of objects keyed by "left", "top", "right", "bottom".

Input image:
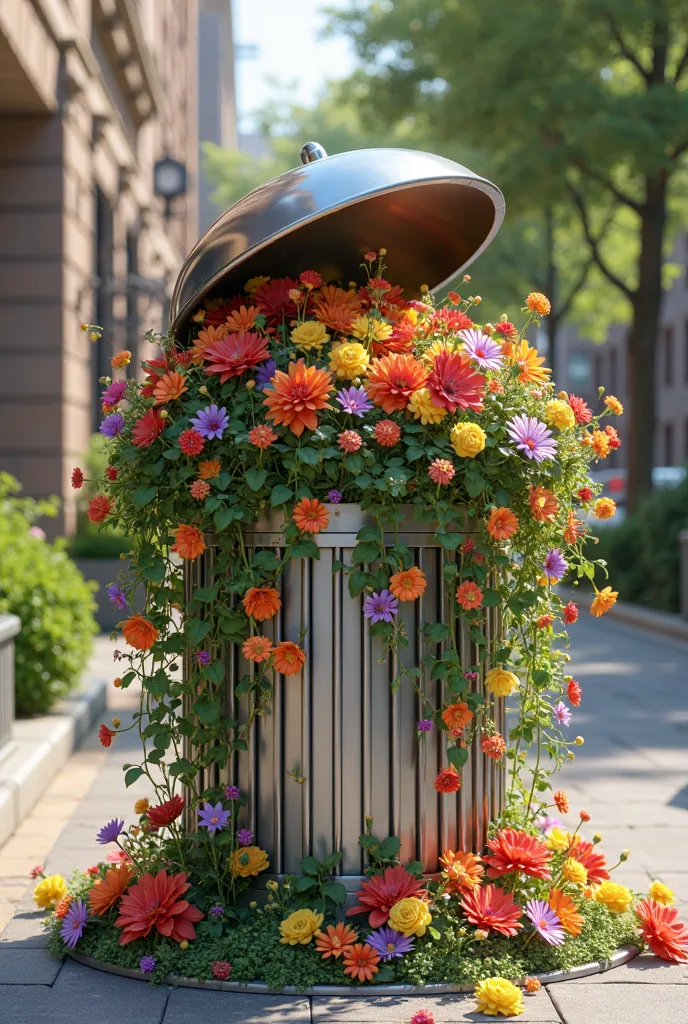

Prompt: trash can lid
[{"left": 169, "top": 143, "right": 505, "bottom": 335}]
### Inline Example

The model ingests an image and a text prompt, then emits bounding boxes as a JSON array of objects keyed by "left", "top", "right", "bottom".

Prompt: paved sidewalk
[{"left": 0, "top": 619, "right": 687, "bottom": 1023}]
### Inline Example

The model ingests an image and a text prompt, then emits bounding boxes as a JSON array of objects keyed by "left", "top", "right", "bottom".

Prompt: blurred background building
[{"left": 0, "top": 0, "right": 199, "bottom": 535}]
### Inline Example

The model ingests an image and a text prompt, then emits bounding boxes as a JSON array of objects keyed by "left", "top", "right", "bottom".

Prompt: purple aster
[
  {"left": 236, "top": 828, "right": 254, "bottom": 846},
  {"left": 102, "top": 379, "right": 127, "bottom": 406},
  {"left": 363, "top": 589, "right": 399, "bottom": 624},
  {"left": 543, "top": 547, "right": 568, "bottom": 581},
  {"left": 224, "top": 785, "right": 240, "bottom": 800},
  {"left": 327, "top": 489, "right": 343, "bottom": 504},
  {"left": 535, "top": 815, "right": 562, "bottom": 832},
  {"left": 106, "top": 584, "right": 128, "bottom": 610},
  {"left": 190, "top": 404, "right": 229, "bottom": 440},
  {"left": 96, "top": 818, "right": 124, "bottom": 845},
  {"left": 209, "top": 905, "right": 225, "bottom": 918},
  {"left": 459, "top": 329, "right": 505, "bottom": 370},
  {"left": 100, "top": 413, "right": 125, "bottom": 438},
  {"left": 60, "top": 899, "right": 87, "bottom": 950},
  {"left": 525, "top": 899, "right": 565, "bottom": 946},
  {"left": 196, "top": 650, "right": 212, "bottom": 666},
  {"left": 139, "top": 955, "right": 156, "bottom": 973},
  {"left": 255, "top": 359, "right": 277, "bottom": 391},
  {"left": 336, "top": 385, "right": 373, "bottom": 417},
  {"left": 198, "top": 802, "right": 230, "bottom": 835},
  {"left": 464, "top": 670, "right": 479, "bottom": 683},
  {"left": 553, "top": 701, "right": 572, "bottom": 727},
  {"left": 367, "top": 925, "right": 415, "bottom": 961},
  {"left": 417, "top": 719, "right": 433, "bottom": 733},
  {"left": 506, "top": 414, "right": 557, "bottom": 463}
]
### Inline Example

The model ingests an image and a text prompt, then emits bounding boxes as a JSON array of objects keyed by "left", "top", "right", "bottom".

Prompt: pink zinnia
[{"left": 428, "top": 458, "right": 455, "bottom": 485}]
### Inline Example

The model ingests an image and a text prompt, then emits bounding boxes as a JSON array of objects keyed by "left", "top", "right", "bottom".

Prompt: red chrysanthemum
[
  {"left": 300, "top": 270, "right": 322, "bottom": 289},
  {"left": 147, "top": 795, "right": 185, "bottom": 828},
  {"left": 346, "top": 865, "right": 426, "bottom": 927},
  {"left": 563, "top": 602, "right": 579, "bottom": 624},
  {"left": 578, "top": 487, "right": 593, "bottom": 503},
  {"left": 212, "top": 960, "right": 232, "bottom": 979},
  {"left": 484, "top": 828, "right": 552, "bottom": 880},
  {"left": 374, "top": 419, "right": 401, "bottom": 447},
  {"left": 71, "top": 467, "right": 84, "bottom": 489},
  {"left": 460, "top": 883, "right": 523, "bottom": 937},
  {"left": 203, "top": 331, "right": 271, "bottom": 382},
  {"left": 88, "top": 495, "right": 114, "bottom": 523},
  {"left": 106, "top": 466, "right": 118, "bottom": 481},
  {"left": 132, "top": 408, "right": 165, "bottom": 448},
  {"left": 430, "top": 309, "right": 473, "bottom": 334},
  {"left": 251, "top": 277, "right": 298, "bottom": 324},
  {"left": 115, "top": 870, "right": 204, "bottom": 945},
  {"left": 365, "top": 353, "right": 428, "bottom": 413},
  {"left": 99, "top": 724, "right": 115, "bottom": 747},
  {"left": 570, "top": 839, "right": 609, "bottom": 885},
  {"left": 568, "top": 395, "right": 592, "bottom": 424},
  {"left": 179, "top": 429, "right": 205, "bottom": 456},
  {"left": 494, "top": 321, "right": 517, "bottom": 339},
  {"left": 567, "top": 679, "right": 582, "bottom": 706},
  {"left": 263, "top": 359, "right": 333, "bottom": 437},
  {"left": 427, "top": 350, "right": 485, "bottom": 414},
  {"left": 636, "top": 900, "right": 688, "bottom": 963},
  {"left": 435, "top": 765, "right": 462, "bottom": 793}
]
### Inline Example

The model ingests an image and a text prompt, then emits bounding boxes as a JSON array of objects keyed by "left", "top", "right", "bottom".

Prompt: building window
[
  {"left": 664, "top": 422, "right": 674, "bottom": 466},
  {"left": 567, "top": 351, "right": 591, "bottom": 389},
  {"left": 664, "top": 325, "right": 674, "bottom": 386}
]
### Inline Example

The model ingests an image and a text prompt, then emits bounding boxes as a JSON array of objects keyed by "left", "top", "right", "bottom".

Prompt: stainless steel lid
[{"left": 170, "top": 144, "right": 505, "bottom": 334}]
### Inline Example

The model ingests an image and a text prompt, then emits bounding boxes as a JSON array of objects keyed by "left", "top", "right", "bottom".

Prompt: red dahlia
[
  {"left": 636, "top": 899, "right": 688, "bottom": 963},
  {"left": 252, "top": 277, "right": 298, "bottom": 324},
  {"left": 568, "top": 395, "right": 592, "bottom": 424},
  {"left": 203, "top": 331, "right": 271, "bottom": 382},
  {"left": 567, "top": 679, "right": 582, "bottom": 706},
  {"left": 484, "top": 828, "right": 552, "bottom": 881},
  {"left": 115, "top": 870, "right": 203, "bottom": 945},
  {"left": 132, "top": 409, "right": 165, "bottom": 448},
  {"left": 347, "top": 865, "right": 425, "bottom": 927},
  {"left": 427, "top": 350, "right": 485, "bottom": 414},
  {"left": 99, "top": 724, "right": 115, "bottom": 747},
  {"left": 179, "top": 429, "right": 205, "bottom": 456},
  {"left": 146, "top": 795, "right": 185, "bottom": 828},
  {"left": 430, "top": 309, "right": 473, "bottom": 334},
  {"left": 71, "top": 467, "right": 84, "bottom": 489},
  {"left": 88, "top": 495, "right": 114, "bottom": 523},
  {"left": 460, "top": 883, "right": 523, "bottom": 936}
]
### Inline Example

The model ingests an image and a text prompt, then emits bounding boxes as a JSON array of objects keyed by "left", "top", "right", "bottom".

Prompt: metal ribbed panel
[{"left": 183, "top": 505, "right": 504, "bottom": 881}]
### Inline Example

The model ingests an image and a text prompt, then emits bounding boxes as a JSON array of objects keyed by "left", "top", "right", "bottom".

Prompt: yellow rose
[
  {"left": 545, "top": 399, "right": 576, "bottom": 431},
  {"left": 475, "top": 977, "right": 524, "bottom": 1018},
  {"left": 350, "top": 315, "right": 393, "bottom": 343},
  {"left": 33, "top": 874, "right": 68, "bottom": 909},
  {"left": 329, "top": 341, "right": 370, "bottom": 379},
  {"left": 485, "top": 667, "right": 519, "bottom": 697},
  {"left": 291, "top": 321, "right": 330, "bottom": 352},
  {"left": 562, "top": 858, "right": 588, "bottom": 886},
  {"left": 545, "top": 827, "right": 573, "bottom": 852},
  {"left": 450, "top": 422, "right": 486, "bottom": 458},
  {"left": 388, "top": 896, "right": 432, "bottom": 937},
  {"left": 408, "top": 388, "right": 447, "bottom": 425},
  {"left": 594, "top": 881, "right": 632, "bottom": 914},
  {"left": 279, "top": 908, "right": 324, "bottom": 945},
  {"left": 229, "top": 846, "right": 270, "bottom": 878},
  {"left": 648, "top": 880, "right": 675, "bottom": 906}
]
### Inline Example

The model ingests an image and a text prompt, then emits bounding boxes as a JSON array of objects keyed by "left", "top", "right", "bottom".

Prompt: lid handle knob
[{"left": 300, "top": 141, "right": 328, "bottom": 164}]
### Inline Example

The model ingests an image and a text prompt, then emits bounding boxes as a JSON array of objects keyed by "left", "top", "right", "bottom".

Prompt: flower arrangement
[{"left": 42, "top": 254, "right": 688, "bottom": 1004}]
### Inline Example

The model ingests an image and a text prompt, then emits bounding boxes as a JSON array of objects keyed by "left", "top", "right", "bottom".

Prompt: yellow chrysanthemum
[
  {"left": 594, "top": 881, "right": 632, "bottom": 914},
  {"left": 134, "top": 798, "right": 149, "bottom": 815},
  {"left": 279, "top": 908, "right": 324, "bottom": 945},
  {"left": 229, "top": 846, "right": 270, "bottom": 877},
  {"left": 594, "top": 497, "right": 616, "bottom": 520},
  {"left": 545, "top": 827, "right": 573, "bottom": 852},
  {"left": 648, "top": 880, "right": 675, "bottom": 906},
  {"left": 562, "top": 858, "right": 588, "bottom": 886},
  {"left": 590, "top": 586, "right": 618, "bottom": 617},
  {"left": 545, "top": 399, "right": 576, "bottom": 431},
  {"left": 33, "top": 874, "right": 68, "bottom": 909},
  {"left": 329, "top": 341, "right": 370, "bottom": 379},
  {"left": 350, "top": 315, "right": 393, "bottom": 343},
  {"left": 291, "top": 321, "right": 330, "bottom": 352},
  {"left": 408, "top": 387, "right": 447, "bottom": 424},
  {"left": 604, "top": 395, "right": 623, "bottom": 415},
  {"left": 474, "top": 976, "right": 524, "bottom": 1017},
  {"left": 422, "top": 338, "right": 460, "bottom": 364}
]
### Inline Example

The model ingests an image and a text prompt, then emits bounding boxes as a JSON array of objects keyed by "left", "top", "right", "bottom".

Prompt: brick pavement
[{"left": 0, "top": 618, "right": 687, "bottom": 1023}]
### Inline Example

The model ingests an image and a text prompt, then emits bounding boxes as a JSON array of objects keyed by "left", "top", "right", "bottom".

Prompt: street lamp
[{"left": 153, "top": 156, "right": 188, "bottom": 219}]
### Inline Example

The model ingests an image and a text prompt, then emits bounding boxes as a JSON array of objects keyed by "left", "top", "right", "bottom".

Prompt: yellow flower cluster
[
  {"left": 474, "top": 976, "right": 524, "bottom": 1017},
  {"left": 329, "top": 341, "right": 370, "bottom": 379},
  {"left": 545, "top": 399, "right": 575, "bottom": 431},
  {"left": 291, "top": 321, "right": 330, "bottom": 352},
  {"left": 408, "top": 388, "right": 448, "bottom": 424},
  {"left": 33, "top": 874, "right": 67, "bottom": 909}
]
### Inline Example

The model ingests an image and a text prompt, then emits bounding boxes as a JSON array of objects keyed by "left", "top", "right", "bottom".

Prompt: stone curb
[{"left": 0, "top": 675, "right": 107, "bottom": 847}]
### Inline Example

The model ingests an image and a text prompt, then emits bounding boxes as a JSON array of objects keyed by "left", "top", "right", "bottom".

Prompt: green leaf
[
  {"left": 162, "top": 448, "right": 181, "bottom": 460},
  {"left": 348, "top": 569, "right": 369, "bottom": 598},
  {"left": 133, "top": 485, "right": 156, "bottom": 510},
  {"left": 141, "top": 560, "right": 166, "bottom": 584},
  {"left": 194, "top": 583, "right": 220, "bottom": 602},
  {"left": 423, "top": 622, "right": 451, "bottom": 644},
  {"left": 447, "top": 745, "right": 469, "bottom": 771},
  {"left": 169, "top": 758, "right": 196, "bottom": 776},
  {"left": 186, "top": 617, "right": 212, "bottom": 646},
  {"left": 291, "top": 537, "right": 319, "bottom": 559},
  {"left": 344, "top": 453, "right": 364, "bottom": 474},
  {"left": 203, "top": 660, "right": 225, "bottom": 684},
  {"left": 481, "top": 589, "right": 502, "bottom": 606},
  {"left": 297, "top": 446, "right": 320, "bottom": 465},
  {"left": 352, "top": 542, "right": 381, "bottom": 564},
  {"left": 214, "top": 507, "right": 236, "bottom": 531},
  {"left": 300, "top": 856, "right": 320, "bottom": 877},
  {"left": 295, "top": 875, "right": 317, "bottom": 892},
  {"left": 465, "top": 467, "right": 486, "bottom": 497},
  {"left": 376, "top": 835, "right": 401, "bottom": 859},
  {"left": 245, "top": 467, "right": 268, "bottom": 491},
  {"left": 124, "top": 767, "right": 144, "bottom": 787},
  {"left": 356, "top": 525, "right": 380, "bottom": 542},
  {"left": 271, "top": 484, "right": 293, "bottom": 506},
  {"left": 323, "top": 881, "right": 347, "bottom": 904},
  {"left": 406, "top": 447, "right": 425, "bottom": 461},
  {"left": 193, "top": 699, "right": 222, "bottom": 725}
]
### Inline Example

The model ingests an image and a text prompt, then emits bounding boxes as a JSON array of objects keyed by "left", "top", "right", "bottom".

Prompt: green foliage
[
  {"left": 0, "top": 473, "right": 98, "bottom": 715},
  {"left": 69, "top": 433, "right": 130, "bottom": 559}
]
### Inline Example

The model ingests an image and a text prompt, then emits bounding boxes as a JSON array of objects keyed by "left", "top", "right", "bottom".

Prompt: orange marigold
[
  {"left": 122, "top": 615, "right": 159, "bottom": 651},
  {"left": 263, "top": 359, "right": 333, "bottom": 437},
  {"left": 173, "top": 524, "right": 206, "bottom": 560},
  {"left": 342, "top": 942, "right": 380, "bottom": 983},
  {"left": 152, "top": 371, "right": 188, "bottom": 406},
  {"left": 486, "top": 507, "right": 519, "bottom": 541},
  {"left": 272, "top": 641, "right": 306, "bottom": 676},
  {"left": 389, "top": 566, "right": 427, "bottom": 601},
  {"left": 89, "top": 864, "right": 135, "bottom": 916},
  {"left": 456, "top": 580, "right": 483, "bottom": 610},
  {"left": 198, "top": 459, "right": 221, "bottom": 480},
  {"left": 374, "top": 419, "right": 402, "bottom": 447},
  {"left": 55, "top": 895, "right": 72, "bottom": 919},
  {"left": 529, "top": 486, "right": 559, "bottom": 523},
  {"left": 242, "top": 635, "right": 273, "bottom": 663},
  {"left": 293, "top": 497, "right": 329, "bottom": 534},
  {"left": 315, "top": 922, "right": 358, "bottom": 959},
  {"left": 365, "top": 353, "right": 428, "bottom": 413},
  {"left": 111, "top": 350, "right": 132, "bottom": 368},
  {"left": 591, "top": 429, "right": 610, "bottom": 459},
  {"left": 481, "top": 734, "right": 507, "bottom": 760},
  {"left": 442, "top": 702, "right": 473, "bottom": 731},
  {"left": 548, "top": 888, "right": 584, "bottom": 937},
  {"left": 526, "top": 292, "right": 551, "bottom": 316},
  {"left": 590, "top": 586, "right": 618, "bottom": 617},
  {"left": 553, "top": 789, "right": 569, "bottom": 814},
  {"left": 435, "top": 766, "right": 461, "bottom": 794},
  {"left": 439, "top": 849, "right": 484, "bottom": 894},
  {"left": 242, "top": 587, "right": 281, "bottom": 621},
  {"left": 525, "top": 977, "right": 541, "bottom": 993},
  {"left": 484, "top": 828, "right": 552, "bottom": 880},
  {"left": 248, "top": 424, "right": 278, "bottom": 449}
]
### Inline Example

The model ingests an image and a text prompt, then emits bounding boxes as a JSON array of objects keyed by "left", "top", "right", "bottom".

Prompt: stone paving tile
[
  {"left": 558, "top": 952, "right": 688, "bottom": 984},
  {"left": 0, "top": 946, "right": 62, "bottom": 984},
  {"left": 0, "top": 907, "right": 48, "bottom": 947},
  {"left": 548, "top": 982, "right": 688, "bottom": 1024},
  {"left": 162, "top": 988, "right": 311, "bottom": 1023},
  {"left": 310, "top": 990, "right": 561, "bottom": 1021},
  {"left": 52, "top": 960, "right": 170, "bottom": 1019}
]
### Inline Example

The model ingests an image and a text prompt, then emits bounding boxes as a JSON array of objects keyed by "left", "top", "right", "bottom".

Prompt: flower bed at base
[{"left": 34, "top": 256, "right": 688, "bottom": 1017}]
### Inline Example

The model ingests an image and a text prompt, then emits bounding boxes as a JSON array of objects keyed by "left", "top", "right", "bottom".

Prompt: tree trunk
[{"left": 626, "top": 172, "right": 667, "bottom": 513}]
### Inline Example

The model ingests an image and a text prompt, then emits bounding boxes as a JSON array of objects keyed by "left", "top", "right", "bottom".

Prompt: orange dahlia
[
  {"left": 636, "top": 899, "right": 688, "bottom": 963},
  {"left": 563, "top": 509, "right": 585, "bottom": 545},
  {"left": 293, "top": 497, "right": 329, "bottom": 534},
  {"left": 460, "top": 883, "right": 523, "bottom": 937},
  {"left": 529, "top": 486, "right": 559, "bottom": 523},
  {"left": 442, "top": 702, "right": 473, "bottom": 731},
  {"left": 263, "top": 359, "right": 333, "bottom": 437},
  {"left": 481, "top": 734, "right": 507, "bottom": 760},
  {"left": 88, "top": 495, "right": 113, "bottom": 523},
  {"left": 132, "top": 408, "right": 165, "bottom": 448},
  {"left": 153, "top": 371, "right": 188, "bottom": 406},
  {"left": 203, "top": 331, "right": 271, "bottom": 383},
  {"left": 526, "top": 291, "right": 551, "bottom": 315},
  {"left": 248, "top": 424, "right": 278, "bottom": 449},
  {"left": 224, "top": 304, "right": 260, "bottom": 333},
  {"left": 242, "top": 586, "right": 281, "bottom": 621},
  {"left": 456, "top": 580, "right": 483, "bottom": 610},
  {"left": 389, "top": 566, "right": 427, "bottom": 601},
  {"left": 510, "top": 339, "right": 551, "bottom": 385},
  {"left": 439, "top": 850, "right": 484, "bottom": 894},
  {"left": 365, "top": 353, "right": 428, "bottom": 413},
  {"left": 198, "top": 459, "right": 221, "bottom": 480},
  {"left": 189, "top": 323, "right": 227, "bottom": 365},
  {"left": 173, "top": 524, "right": 206, "bottom": 560},
  {"left": 486, "top": 507, "right": 519, "bottom": 541},
  {"left": 426, "top": 349, "right": 485, "bottom": 414},
  {"left": 342, "top": 942, "right": 380, "bottom": 983},
  {"left": 272, "top": 641, "right": 306, "bottom": 676},
  {"left": 435, "top": 766, "right": 461, "bottom": 794},
  {"left": 590, "top": 586, "right": 618, "bottom": 617},
  {"left": 312, "top": 284, "right": 363, "bottom": 332},
  {"left": 89, "top": 864, "right": 135, "bottom": 916},
  {"left": 374, "top": 419, "right": 402, "bottom": 447},
  {"left": 548, "top": 888, "right": 584, "bottom": 937},
  {"left": 115, "top": 870, "right": 203, "bottom": 945},
  {"left": 122, "top": 615, "right": 159, "bottom": 651},
  {"left": 484, "top": 828, "right": 552, "bottom": 880},
  {"left": 111, "top": 349, "right": 132, "bottom": 369},
  {"left": 315, "top": 922, "right": 358, "bottom": 959},
  {"left": 242, "top": 635, "right": 273, "bottom": 663}
]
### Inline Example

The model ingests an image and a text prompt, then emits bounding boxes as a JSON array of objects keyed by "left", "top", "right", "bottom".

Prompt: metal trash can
[{"left": 184, "top": 505, "right": 504, "bottom": 886}]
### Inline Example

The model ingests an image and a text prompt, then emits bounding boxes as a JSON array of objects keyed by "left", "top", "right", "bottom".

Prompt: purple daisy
[
  {"left": 543, "top": 547, "right": 568, "bottom": 581},
  {"left": 367, "top": 925, "right": 415, "bottom": 961},
  {"left": 417, "top": 719, "right": 433, "bottom": 733},
  {"left": 190, "top": 404, "right": 229, "bottom": 440},
  {"left": 209, "top": 905, "right": 225, "bottom": 918},
  {"left": 196, "top": 650, "right": 212, "bottom": 666},
  {"left": 100, "top": 413, "right": 125, "bottom": 438},
  {"left": 96, "top": 818, "right": 124, "bottom": 845},
  {"left": 236, "top": 828, "right": 254, "bottom": 847},
  {"left": 255, "top": 359, "right": 276, "bottom": 391},
  {"left": 459, "top": 329, "right": 505, "bottom": 370},
  {"left": 60, "top": 899, "right": 87, "bottom": 950},
  {"left": 506, "top": 414, "right": 557, "bottom": 463},
  {"left": 535, "top": 815, "right": 562, "bottom": 832},
  {"left": 363, "top": 589, "right": 399, "bottom": 624},
  {"left": 336, "top": 385, "right": 373, "bottom": 418},
  {"left": 106, "top": 584, "right": 128, "bottom": 610},
  {"left": 102, "top": 379, "right": 127, "bottom": 406},
  {"left": 139, "top": 955, "right": 156, "bottom": 973},
  {"left": 197, "top": 802, "right": 230, "bottom": 835},
  {"left": 553, "top": 701, "right": 572, "bottom": 727},
  {"left": 525, "top": 899, "right": 565, "bottom": 946},
  {"left": 224, "top": 785, "right": 240, "bottom": 800},
  {"left": 327, "top": 489, "right": 343, "bottom": 504}
]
